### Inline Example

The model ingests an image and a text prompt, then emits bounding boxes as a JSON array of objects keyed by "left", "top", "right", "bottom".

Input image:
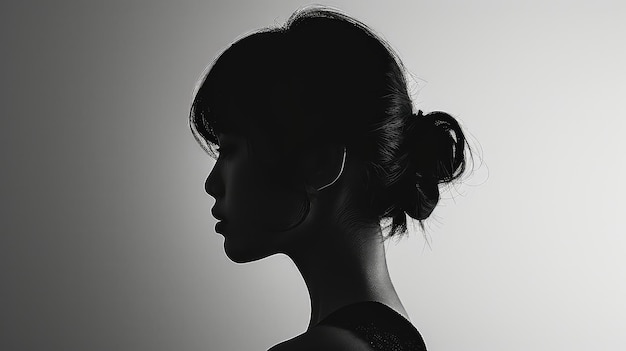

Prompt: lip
[
  {"left": 211, "top": 208, "right": 227, "bottom": 222},
  {"left": 215, "top": 221, "right": 226, "bottom": 234},
  {"left": 215, "top": 220, "right": 227, "bottom": 234}
]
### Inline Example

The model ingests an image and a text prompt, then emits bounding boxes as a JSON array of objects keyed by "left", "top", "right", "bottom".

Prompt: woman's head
[{"left": 191, "top": 5, "right": 469, "bottom": 261}]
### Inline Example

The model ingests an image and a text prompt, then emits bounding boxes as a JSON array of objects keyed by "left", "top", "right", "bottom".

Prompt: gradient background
[{"left": 3, "top": 1, "right": 625, "bottom": 350}]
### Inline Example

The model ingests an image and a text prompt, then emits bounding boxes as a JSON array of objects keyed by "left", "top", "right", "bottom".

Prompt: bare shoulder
[{"left": 267, "top": 325, "right": 373, "bottom": 351}]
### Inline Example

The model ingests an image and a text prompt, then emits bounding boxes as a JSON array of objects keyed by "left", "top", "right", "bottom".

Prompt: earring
[
  {"left": 269, "top": 146, "right": 346, "bottom": 233},
  {"left": 315, "top": 146, "right": 347, "bottom": 192}
]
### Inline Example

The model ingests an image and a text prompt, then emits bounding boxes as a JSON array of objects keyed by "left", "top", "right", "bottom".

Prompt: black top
[{"left": 316, "top": 301, "right": 427, "bottom": 351}]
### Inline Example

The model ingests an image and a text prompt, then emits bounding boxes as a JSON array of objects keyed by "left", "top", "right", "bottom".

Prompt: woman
[{"left": 189, "top": 5, "right": 469, "bottom": 351}]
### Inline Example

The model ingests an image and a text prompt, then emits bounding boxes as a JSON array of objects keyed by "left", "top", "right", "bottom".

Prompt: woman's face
[{"left": 205, "top": 132, "right": 310, "bottom": 263}]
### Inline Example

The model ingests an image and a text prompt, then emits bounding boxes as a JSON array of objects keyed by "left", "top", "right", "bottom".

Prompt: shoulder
[{"left": 267, "top": 325, "right": 374, "bottom": 351}]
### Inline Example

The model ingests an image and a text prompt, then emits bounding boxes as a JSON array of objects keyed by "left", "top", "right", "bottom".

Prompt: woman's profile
[{"left": 189, "top": 5, "right": 470, "bottom": 351}]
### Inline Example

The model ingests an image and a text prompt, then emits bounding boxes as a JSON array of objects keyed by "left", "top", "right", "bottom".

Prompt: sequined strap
[{"left": 316, "top": 301, "right": 427, "bottom": 351}]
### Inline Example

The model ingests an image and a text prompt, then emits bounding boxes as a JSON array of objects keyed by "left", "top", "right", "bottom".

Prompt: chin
[{"left": 223, "top": 238, "right": 275, "bottom": 263}]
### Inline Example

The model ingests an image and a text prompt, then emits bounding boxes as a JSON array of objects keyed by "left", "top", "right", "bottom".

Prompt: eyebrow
[
  {"left": 217, "top": 136, "right": 232, "bottom": 146},
  {"left": 216, "top": 133, "right": 228, "bottom": 145},
  {"left": 217, "top": 133, "right": 246, "bottom": 145}
]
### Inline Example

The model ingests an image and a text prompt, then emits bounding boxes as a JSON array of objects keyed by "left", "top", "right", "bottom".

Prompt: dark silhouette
[{"left": 189, "top": 5, "right": 470, "bottom": 350}]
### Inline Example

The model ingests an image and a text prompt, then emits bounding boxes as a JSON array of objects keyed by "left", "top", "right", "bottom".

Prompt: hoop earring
[
  {"left": 315, "top": 146, "right": 347, "bottom": 192},
  {"left": 267, "top": 146, "right": 347, "bottom": 232}
]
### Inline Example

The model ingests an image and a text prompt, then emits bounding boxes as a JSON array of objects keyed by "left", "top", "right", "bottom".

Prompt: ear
[{"left": 296, "top": 143, "right": 346, "bottom": 193}]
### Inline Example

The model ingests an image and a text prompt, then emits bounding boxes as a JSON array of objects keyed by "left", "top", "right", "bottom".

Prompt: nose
[{"left": 205, "top": 165, "right": 221, "bottom": 198}]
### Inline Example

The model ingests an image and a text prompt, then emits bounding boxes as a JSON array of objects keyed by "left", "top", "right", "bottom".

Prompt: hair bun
[
  {"left": 407, "top": 110, "right": 466, "bottom": 182},
  {"left": 400, "top": 110, "right": 467, "bottom": 220}
]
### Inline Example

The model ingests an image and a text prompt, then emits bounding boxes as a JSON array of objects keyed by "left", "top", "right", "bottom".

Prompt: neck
[{"left": 286, "top": 225, "right": 407, "bottom": 330}]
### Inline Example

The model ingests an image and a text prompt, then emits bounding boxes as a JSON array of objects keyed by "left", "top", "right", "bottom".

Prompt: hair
[{"left": 189, "top": 5, "right": 470, "bottom": 240}]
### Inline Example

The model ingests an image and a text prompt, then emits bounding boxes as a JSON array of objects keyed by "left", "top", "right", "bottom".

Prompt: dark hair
[{"left": 189, "top": 5, "right": 470, "bottom": 239}]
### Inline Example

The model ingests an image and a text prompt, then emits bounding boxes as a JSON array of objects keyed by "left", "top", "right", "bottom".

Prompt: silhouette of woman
[{"left": 189, "top": 5, "right": 469, "bottom": 351}]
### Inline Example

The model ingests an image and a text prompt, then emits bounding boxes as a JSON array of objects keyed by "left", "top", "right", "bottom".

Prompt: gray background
[{"left": 2, "top": 0, "right": 625, "bottom": 350}]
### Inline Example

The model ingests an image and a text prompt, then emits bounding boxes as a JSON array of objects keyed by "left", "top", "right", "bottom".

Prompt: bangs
[
  {"left": 189, "top": 30, "right": 287, "bottom": 160},
  {"left": 189, "top": 87, "right": 247, "bottom": 160}
]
